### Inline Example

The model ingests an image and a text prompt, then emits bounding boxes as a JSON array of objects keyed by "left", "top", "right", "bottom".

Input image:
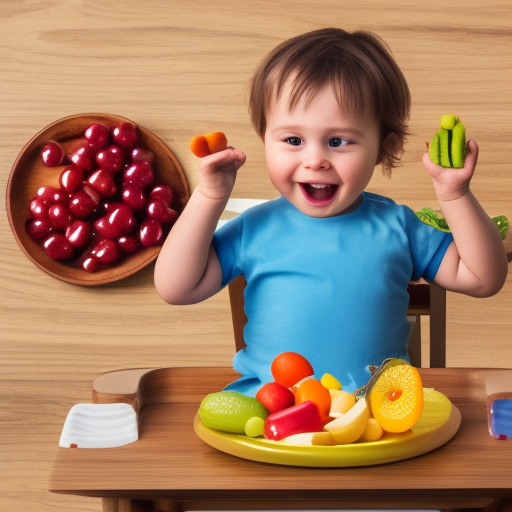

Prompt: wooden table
[{"left": 48, "top": 367, "right": 512, "bottom": 511}]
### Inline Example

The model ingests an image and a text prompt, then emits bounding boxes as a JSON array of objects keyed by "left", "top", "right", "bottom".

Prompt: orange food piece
[
  {"left": 190, "top": 131, "right": 227, "bottom": 157},
  {"left": 370, "top": 364, "right": 424, "bottom": 433},
  {"left": 293, "top": 378, "right": 331, "bottom": 421},
  {"left": 270, "top": 351, "right": 314, "bottom": 388}
]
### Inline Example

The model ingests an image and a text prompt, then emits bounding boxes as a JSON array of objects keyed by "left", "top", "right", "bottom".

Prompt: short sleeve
[
  {"left": 212, "top": 216, "right": 244, "bottom": 287},
  {"left": 404, "top": 207, "right": 453, "bottom": 282}
]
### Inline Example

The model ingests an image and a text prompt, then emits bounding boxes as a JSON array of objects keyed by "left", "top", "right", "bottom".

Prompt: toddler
[{"left": 155, "top": 28, "right": 507, "bottom": 395}]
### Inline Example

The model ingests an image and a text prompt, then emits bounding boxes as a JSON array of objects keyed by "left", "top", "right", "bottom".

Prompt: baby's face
[{"left": 264, "top": 83, "right": 381, "bottom": 217}]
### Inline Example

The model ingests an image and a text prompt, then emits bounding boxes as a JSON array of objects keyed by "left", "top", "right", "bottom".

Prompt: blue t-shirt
[{"left": 212, "top": 192, "right": 453, "bottom": 396}]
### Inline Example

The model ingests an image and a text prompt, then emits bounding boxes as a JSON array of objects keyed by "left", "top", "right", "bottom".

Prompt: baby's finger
[{"left": 462, "top": 139, "right": 479, "bottom": 172}]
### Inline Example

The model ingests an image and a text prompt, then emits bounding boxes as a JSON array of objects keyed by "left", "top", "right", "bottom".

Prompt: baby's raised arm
[
  {"left": 424, "top": 140, "right": 508, "bottom": 297},
  {"left": 154, "top": 147, "right": 246, "bottom": 304}
]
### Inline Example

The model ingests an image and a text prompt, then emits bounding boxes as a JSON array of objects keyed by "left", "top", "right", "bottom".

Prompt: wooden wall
[{"left": 0, "top": 1, "right": 510, "bottom": 511}]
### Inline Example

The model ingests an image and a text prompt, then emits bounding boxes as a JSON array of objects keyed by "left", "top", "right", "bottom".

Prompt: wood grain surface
[
  {"left": 49, "top": 367, "right": 510, "bottom": 510},
  {"left": 1, "top": 1, "right": 511, "bottom": 511}
]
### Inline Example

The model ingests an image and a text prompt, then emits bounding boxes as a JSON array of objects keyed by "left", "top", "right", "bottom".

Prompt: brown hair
[{"left": 249, "top": 28, "right": 411, "bottom": 175}]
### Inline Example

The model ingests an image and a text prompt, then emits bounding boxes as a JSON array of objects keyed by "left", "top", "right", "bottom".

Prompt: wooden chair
[{"left": 228, "top": 275, "right": 446, "bottom": 369}]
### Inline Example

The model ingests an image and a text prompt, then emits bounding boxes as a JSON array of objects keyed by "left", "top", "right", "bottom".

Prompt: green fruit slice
[
  {"left": 439, "top": 128, "right": 452, "bottom": 168},
  {"left": 429, "top": 131, "right": 440, "bottom": 165},
  {"left": 198, "top": 391, "right": 269, "bottom": 434},
  {"left": 450, "top": 121, "right": 466, "bottom": 168}
]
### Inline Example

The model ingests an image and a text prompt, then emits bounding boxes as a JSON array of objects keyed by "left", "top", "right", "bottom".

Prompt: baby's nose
[{"left": 304, "top": 145, "right": 331, "bottom": 170}]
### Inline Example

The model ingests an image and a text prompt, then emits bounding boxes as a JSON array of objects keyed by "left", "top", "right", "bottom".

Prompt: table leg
[{"left": 102, "top": 498, "right": 163, "bottom": 512}]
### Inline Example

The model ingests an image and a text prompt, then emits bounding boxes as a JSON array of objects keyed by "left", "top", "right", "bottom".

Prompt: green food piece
[
  {"left": 198, "top": 391, "right": 269, "bottom": 434},
  {"left": 450, "top": 121, "right": 466, "bottom": 168},
  {"left": 416, "top": 208, "right": 508, "bottom": 240},
  {"left": 429, "top": 131, "right": 440, "bottom": 165},
  {"left": 429, "top": 115, "right": 466, "bottom": 168},
  {"left": 415, "top": 208, "right": 450, "bottom": 231},
  {"left": 493, "top": 215, "right": 509, "bottom": 241},
  {"left": 244, "top": 416, "right": 265, "bottom": 437},
  {"left": 439, "top": 128, "right": 452, "bottom": 168},
  {"left": 440, "top": 115, "right": 458, "bottom": 130}
]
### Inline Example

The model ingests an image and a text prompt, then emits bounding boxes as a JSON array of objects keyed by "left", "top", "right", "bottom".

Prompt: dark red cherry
[
  {"left": 139, "top": 219, "right": 163, "bottom": 247},
  {"left": 30, "top": 197, "right": 48, "bottom": 219},
  {"left": 94, "top": 216, "right": 117, "bottom": 239},
  {"left": 91, "top": 238, "right": 120, "bottom": 265},
  {"left": 59, "top": 165, "right": 84, "bottom": 194},
  {"left": 69, "top": 185, "right": 100, "bottom": 218},
  {"left": 68, "top": 140, "right": 95, "bottom": 170},
  {"left": 82, "top": 255, "right": 100, "bottom": 273},
  {"left": 26, "top": 218, "right": 52, "bottom": 242},
  {"left": 84, "top": 123, "right": 110, "bottom": 150},
  {"left": 94, "top": 203, "right": 136, "bottom": 239},
  {"left": 87, "top": 169, "right": 117, "bottom": 197},
  {"left": 149, "top": 185, "right": 173, "bottom": 206},
  {"left": 65, "top": 220, "right": 93, "bottom": 248},
  {"left": 131, "top": 147, "right": 154, "bottom": 163},
  {"left": 36, "top": 185, "right": 66, "bottom": 205},
  {"left": 95, "top": 145, "right": 124, "bottom": 174},
  {"left": 41, "top": 141, "right": 64, "bottom": 167},
  {"left": 47, "top": 203, "right": 71, "bottom": 230},
  {"left": 123, "top": 160, "right": 154, "bottom": 189},
  {"left": 146, "top": 198, "right": 178, "bottom": 224},
  {"left": 43, "top": 233, "right": 75, "bottom": 260},
  {"left": 121, "top": 185, "right": 146, "bottom": 211},
  {"left": 113, "top": 122, "right": 137, "bottom": 148},
  {"left": 118, "top": 236, "right": 140, "bottom": 254}
]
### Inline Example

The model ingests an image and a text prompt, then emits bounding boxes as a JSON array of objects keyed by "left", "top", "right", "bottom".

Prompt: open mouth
[{"left": 300, "top": 183, "right": 338, "bottom": 203}]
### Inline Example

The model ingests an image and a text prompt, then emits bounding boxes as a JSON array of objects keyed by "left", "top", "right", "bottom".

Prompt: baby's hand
[
  {"left": 190, "top": 131, "right": 246, "bottom": 200},
  {"left": 422, "top": 139, "right": 478, "bottom": 202},
  {"left": 196, "top": 147, "right": 246, "bottom": 201}
]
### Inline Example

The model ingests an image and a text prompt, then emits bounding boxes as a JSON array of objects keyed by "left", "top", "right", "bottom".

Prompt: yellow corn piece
[{"left": 321, "top": 373, "right": 342, "bottom": 391}]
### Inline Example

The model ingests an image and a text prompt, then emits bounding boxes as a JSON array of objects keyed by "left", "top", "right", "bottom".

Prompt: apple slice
[
  {"left": 277, "top": 431, "right": 336, "bottom": 446},
  {"left": 329, "top": 389, "right": 356, "bottom": 418},
  {"left": 324, "top": 397, "right": 370, "bottom": 445}
]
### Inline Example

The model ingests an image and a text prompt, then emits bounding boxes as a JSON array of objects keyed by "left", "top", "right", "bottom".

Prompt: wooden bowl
[{"left": 6, "top": 113, "right": 189, "bottom": 286}]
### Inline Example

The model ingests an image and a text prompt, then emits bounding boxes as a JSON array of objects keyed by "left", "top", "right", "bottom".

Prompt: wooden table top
[{"left": 48, "top": 367, "right": 512, "bottom": 509}]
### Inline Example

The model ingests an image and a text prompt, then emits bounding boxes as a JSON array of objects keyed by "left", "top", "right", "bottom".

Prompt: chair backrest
[{"left": 227, "top": 276, "right": 446, "bottom": 369}]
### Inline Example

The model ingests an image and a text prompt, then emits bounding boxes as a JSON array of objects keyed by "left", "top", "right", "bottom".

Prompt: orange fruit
[
  {"left": 370, "top": 364, "right": 424, "bottom": 433},
  {"left": 292, "top": 378, "right": 331, "bottom": 421},
  {"left": 255, "top": 382, "right": 295, "bottom": 413},
  {"left": 205, "top": 131, "right": 228, "bottom": 153},
  {"left": 270, "top": 352, "right": 314, "bottom": 388},
  {"left": 189, "top": 131, "right": 227, "bottom": 157}
]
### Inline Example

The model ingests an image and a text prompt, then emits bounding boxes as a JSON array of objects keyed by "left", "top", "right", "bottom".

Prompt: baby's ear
[{"left": 377, "top": 132, "right": 403, "bottom": 176}]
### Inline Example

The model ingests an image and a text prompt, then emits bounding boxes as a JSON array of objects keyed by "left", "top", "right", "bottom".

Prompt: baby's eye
[
  {"left": 328, "top": 137, "right": 349, "bottom": 147},
  {"left": 285, "top": 137, "right": 302, "bottom": 146}
]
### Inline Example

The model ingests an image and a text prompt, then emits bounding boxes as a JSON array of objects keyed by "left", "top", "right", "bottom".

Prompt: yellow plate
[{"left": 194, "top": 388, "right": 461, "bottom": 467}]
